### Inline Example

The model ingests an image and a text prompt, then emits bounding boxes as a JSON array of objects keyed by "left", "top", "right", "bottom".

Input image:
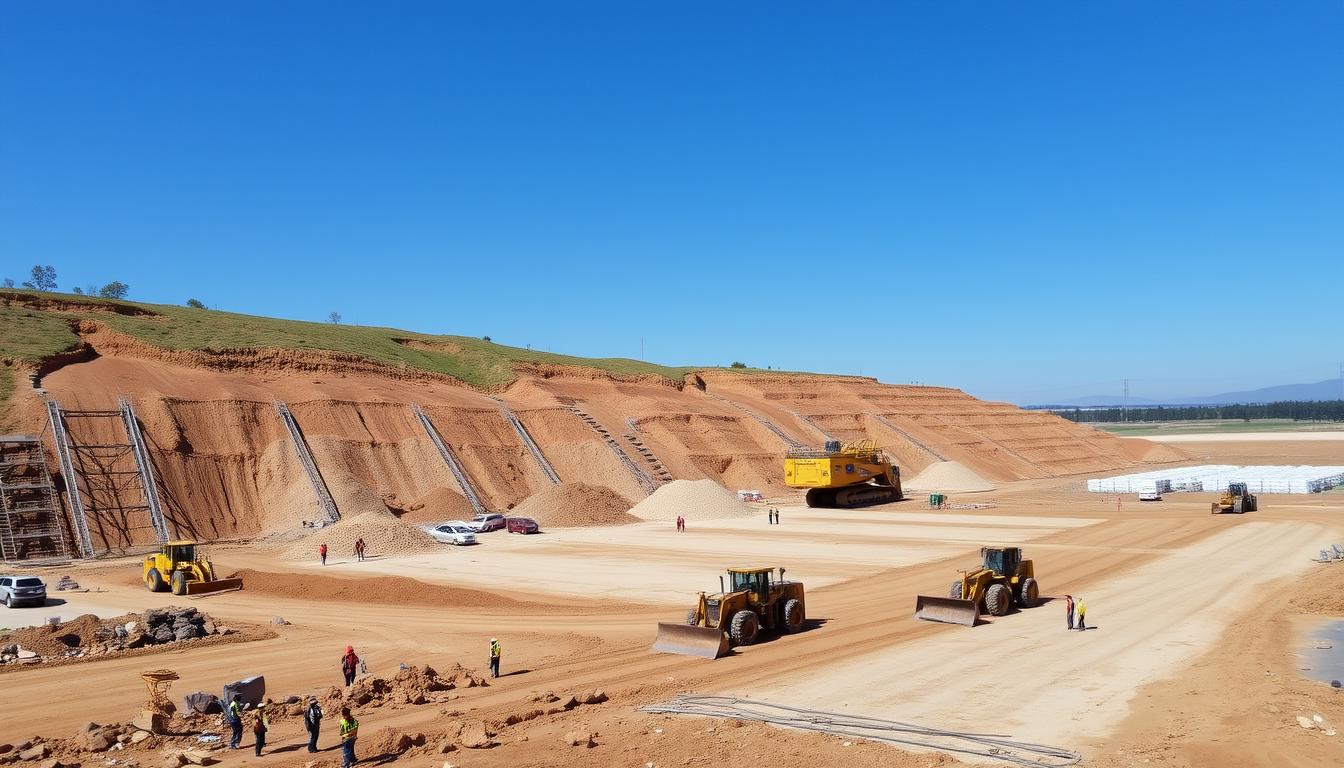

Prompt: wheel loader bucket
[
  {"left": 652, "top": 623, "right": 730, "bottom": 658},
  {"left": 185, "top": 578, "right": 244, "bottom": 597},
  {"left": 914, "top": 595, "right": 980, "bottom": 627}
]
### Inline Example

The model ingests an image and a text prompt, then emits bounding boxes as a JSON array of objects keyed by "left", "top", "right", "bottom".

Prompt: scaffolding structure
[{"left": 0, "top": 435, "right": 71, "bottom": 562}]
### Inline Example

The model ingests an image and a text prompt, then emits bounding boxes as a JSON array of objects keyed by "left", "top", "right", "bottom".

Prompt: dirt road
[{"left": 748, "top": 520, "right": 1329, "bottom": 746}]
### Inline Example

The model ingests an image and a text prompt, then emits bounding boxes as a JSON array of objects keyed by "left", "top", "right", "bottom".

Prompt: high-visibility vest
[
  {"left": 490, "top": 641, "right": 501, "bottom": 658},
  {"left": 340, "top": 717, "right": 359, "bottom": 740}
]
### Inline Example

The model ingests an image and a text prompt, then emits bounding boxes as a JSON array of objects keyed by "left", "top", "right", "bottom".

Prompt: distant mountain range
[{"left": 1033, "top": 378, "right": 1344, "bottom": 408}]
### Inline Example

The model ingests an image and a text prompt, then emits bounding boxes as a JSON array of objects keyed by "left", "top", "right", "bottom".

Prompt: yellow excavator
[
  {"left": 142, "top": 541, "right": 243, "bottom": 596},
  {"left": 915, "top": 547, "right": 1040, "bottom": 626},
  {"left": 653, "top": 567, "right": 806, "bottom": 658},
  {"left": 784, "top": 439, "right": 903, "bottom": 508}
]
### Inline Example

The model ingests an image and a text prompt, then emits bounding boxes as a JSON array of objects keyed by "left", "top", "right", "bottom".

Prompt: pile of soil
[
  {"left": 628, "top": 479, "right": 753, "bottom": 522},
  {"left": 277, "top": 510, "right": 437, "bottom": 560},
  {"left": 0, "top": 606, "right": 246, "bottom": 667},
  {"left": 387, "top": 487, "right": 474, "bottom": 524},
  {"left": 903, "top": 461, "right": 996, "bottom": 493},
  {"left": 318, "top": 664, "right": 490, "bottom": 711},
  {"left": 229, "top": 568, "right": 521, "bottom": 609},
  {"left": 509, "top": 482, "right": 638, "bottom": 527}
]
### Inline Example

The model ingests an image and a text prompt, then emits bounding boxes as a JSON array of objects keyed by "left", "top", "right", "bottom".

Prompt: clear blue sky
[{"left": 2, "top": 2, "right": 1340, "bottom": 404}]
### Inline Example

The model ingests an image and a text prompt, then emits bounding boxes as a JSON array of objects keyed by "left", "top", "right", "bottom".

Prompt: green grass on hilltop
[
  {"left": 1096, "top": 419, "right": 1342, "bottom": 437},
  {"left": 0, "top": 289, "right": 793, "bottom": 389}
]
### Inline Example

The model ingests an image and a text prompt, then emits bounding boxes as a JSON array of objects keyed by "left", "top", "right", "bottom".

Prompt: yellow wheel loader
[
  {"left": 653, "top": 567, "right": 806, "bottom": 658},
  {"left": 1211, "top": 482, "right": 1258, "bottom": 514},
  {"left": 784, "top": 439, "right": 903, "bottom": 508},
  {"left": 143, "top": 541, "right": 243, "bottom": 597},
  {"left": 915, "top": 547, "right": 1039, "bottom": 627}
]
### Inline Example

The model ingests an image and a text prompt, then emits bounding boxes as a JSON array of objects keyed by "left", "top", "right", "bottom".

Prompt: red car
[{"left": 506, "top": 517, "right": 539, "bottom": 534}]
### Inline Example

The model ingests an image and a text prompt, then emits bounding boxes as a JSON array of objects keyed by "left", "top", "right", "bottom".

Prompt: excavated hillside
[{"left": 0, "top": 291, "right": 1183, "bottom": 554}]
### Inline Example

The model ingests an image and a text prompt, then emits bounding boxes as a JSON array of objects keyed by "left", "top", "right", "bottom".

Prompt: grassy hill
[{"left": 1, "top": 289, "right": 794, "bottom": 419}]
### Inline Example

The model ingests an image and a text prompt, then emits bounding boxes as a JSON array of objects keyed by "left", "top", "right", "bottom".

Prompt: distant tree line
[
  {"left": 1058, "top": 401, "right": 1344, "bottom": 423},
  {"left": 2, "top": 264, "right": 131, "bottom": 299}
]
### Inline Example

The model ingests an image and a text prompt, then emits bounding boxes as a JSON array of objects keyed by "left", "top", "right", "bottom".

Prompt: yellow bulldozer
[
  {"left": 653, "top": 567, "right": 806, "bottom": 658},
  {"left": 1211, "top": 482, "right": 1258, "bottom": 514},
  {"left": 784, "top": 439, "right": 903, "bottom": 508},
  {"left": 915, "top": 546, "right": 1040, "bottom": 626},
  {"left": 142, "top": 540, "right": 243, "bottom": 597}
]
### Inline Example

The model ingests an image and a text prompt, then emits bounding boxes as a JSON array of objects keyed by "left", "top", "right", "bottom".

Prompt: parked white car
[
  {"left": 423, "top": 522, "right": 477, "bottom": 546},
  {"left": 466, "top": 513, "right": 506, "bottom": 533},
  {"left": 0, "top": 575, "right": 47, "bottom": 608}
]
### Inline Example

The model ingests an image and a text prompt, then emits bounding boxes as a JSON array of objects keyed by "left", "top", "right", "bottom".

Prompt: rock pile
[
  {"left": 318, "top": 664, "right": 489, "bottom": 711},
  {"left": 0, "top": 607, "right": 231, "bottom": 665}
]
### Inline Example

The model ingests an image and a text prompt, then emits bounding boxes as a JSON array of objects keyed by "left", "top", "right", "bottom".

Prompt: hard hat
[
  {"left": 490, "top": 637, "right": 497, "bottom": 642},
  {"left": 346, "top": 645, "right": 353, "bottom": 653}
]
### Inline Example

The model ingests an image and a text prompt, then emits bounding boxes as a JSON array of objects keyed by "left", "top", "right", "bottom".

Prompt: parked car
[
  {"left": 0, "top": 575, "right": 47, "bottom": 608},
  {"left": 467, "top": 513, "right": 506, "bottom": 532},
  {"left": 506, "top": 517, "right": 540, "bottom": 534},
  {"left": 423, "top": 522, "right": 477, "bottom": 546}
]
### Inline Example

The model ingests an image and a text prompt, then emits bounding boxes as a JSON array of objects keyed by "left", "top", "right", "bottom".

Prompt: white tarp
[{"left": 1089, "top": 465, "right": 1344, "bottom": 494}]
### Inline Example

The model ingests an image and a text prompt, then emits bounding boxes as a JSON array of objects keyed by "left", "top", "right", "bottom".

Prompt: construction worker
[
  {"left": 354, "top": 537, "right": 366, "bottom": 562},
  {"left": 1076, "top": 597, "right": 1087, "bottom": 631},
  {"left": 304, "top": 696, "right": 324, "bottom": 753},
  {"left": 338, "top": 706, "right": 359, "bottom": 768},
  {"left": 489, "top": 637, "right": 502, "bottom": 678},
  {"left": 320, "top": 543, "right": 328, "bottom": 566},
  {"left": 341, "top": 645, "right": 360, "bottom": 686},
  {"left": 1064, "top": 594, "right": 1075, "bottom": 630},
  {"left": 252, "top": 699, "right": 271, "bottom": 756},
  {"left": 225, "top": 698, "right": 243, "bottom": 749}
]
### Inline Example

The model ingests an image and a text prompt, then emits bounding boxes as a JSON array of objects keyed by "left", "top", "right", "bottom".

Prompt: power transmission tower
[{"left": 1122, "top": 379, "right": 1130, "bottom": 422}]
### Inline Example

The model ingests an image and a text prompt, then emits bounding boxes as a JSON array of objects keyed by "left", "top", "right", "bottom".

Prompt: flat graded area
[{"left": 2, "top": 438, "right": 1342, "bottom": 768}]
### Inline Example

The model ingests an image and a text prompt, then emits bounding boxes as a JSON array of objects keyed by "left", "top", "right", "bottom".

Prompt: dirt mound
[
  {"left": 277, "top": 510, "right": 437, "bottom": 560},
  {"left": 628, "top": 479, "right": 753, "bottom": 522},
  {"left": 320, "top": 663, "right": 490, "bottom": 711},
  {"left": 510, "top": 482, "right": 637, "bottom": 527},
  {"left": 904, "top": 461, "right": 995, "bottom": 493},
  {"left": 229, "top": 568, "right": 522, "bottom": 608},
  {"left": 2, "top": 614, "right": 106, "bottom": 658},
  {"left": 387, "top": 487, "right": 475, "bottom": 524},
  {"left": 0, "top": 606, "right": 253, "bottom": 668}
]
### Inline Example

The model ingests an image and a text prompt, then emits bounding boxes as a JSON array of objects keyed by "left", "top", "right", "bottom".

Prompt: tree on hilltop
[
  {"left": 22, "top": 265, "right": 57, "bottom": 291},
  {"left": 328, "top": 311, "right": 342, "bottom": 324},
  {"left": 186, "top": 298, "right": 206, "bottom": 309},
  {"left": 98, "top": 281, "right": 130, "bottom": 299}
]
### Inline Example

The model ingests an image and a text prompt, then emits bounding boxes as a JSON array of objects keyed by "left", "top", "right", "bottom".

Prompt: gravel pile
[
  {"left": 628, "top": 479, "right": 754, "bottom": 522},
  {"left": 510, "top": 482, "right": 638, "bottom": 527},
  {"left": 278, "top": 510, "right": 438, "bottom": 561},
  {"left": 904, "top": 461, "right": 995, "bottom": 493}
]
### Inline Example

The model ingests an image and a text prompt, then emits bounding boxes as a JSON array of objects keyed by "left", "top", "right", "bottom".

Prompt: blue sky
[{"left": 2, "top": 2, "right": 1340, "bottom": 404}]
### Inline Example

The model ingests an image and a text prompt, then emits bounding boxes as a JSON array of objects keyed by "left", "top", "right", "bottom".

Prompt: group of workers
[
  {"left": 221, "top": 638, "right": 501, "bottom": 764},
  {"left": 1064, "top": 594, "right": 1088, "bottom": 630},
  {"left": 225, "top": 695, "right": 359, "bottom": 768},
  {"left": 319, "top": 538, "right": 368, "bottom": 566}
]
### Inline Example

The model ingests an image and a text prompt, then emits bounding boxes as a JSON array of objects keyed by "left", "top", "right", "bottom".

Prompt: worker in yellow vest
[
  {"left": 490, "top": 637, "right": 502, "bottom": 678},
  {"left": 339, "top": 707, "right": 359, "bottom": 768}
]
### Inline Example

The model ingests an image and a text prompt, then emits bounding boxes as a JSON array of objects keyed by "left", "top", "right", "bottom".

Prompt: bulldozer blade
[
  {"left": 914, "top": 595, "right": 980, "bottom": 627},
  {"left": 185, "top": 578, "right": 244, "bottom": 597},
  {"left": 652, "top": 623, "right": 730, "bottom": 658}
]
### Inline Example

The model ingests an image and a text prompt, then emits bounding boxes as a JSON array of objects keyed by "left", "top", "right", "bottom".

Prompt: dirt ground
[{"left": 2, "top": 435, "right": 1342, "bottom": 767}]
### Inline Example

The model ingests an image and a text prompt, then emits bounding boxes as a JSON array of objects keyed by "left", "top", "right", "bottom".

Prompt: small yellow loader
[
  {"left": 915, "top": 547, "right": 1040, "bottom": 627},
  {"left": 142, "top": 541, "right": 243, "bottom": 597},
  {"left": 653, "top": 567, "right": 806, "bottom": 658}
]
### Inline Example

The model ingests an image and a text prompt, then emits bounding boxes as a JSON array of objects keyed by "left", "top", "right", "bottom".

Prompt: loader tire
[
  {"left": 985, "top": 583, "right": 1012, "bottom": 616},
  {"left": 948, "top": 580, "right": 964, "bottom": 599},
  {"left": 729, "top": 610, "right": 760, "bottom": 646},
  {"left": 782, "top": 598, "right": 805, "bottom": 633},
  {"left": 171, "top": 570, "right": 189, "bottom": 596},
  {"left": 145, "top": 569, "right": 166, "bottom": 593},
  {"left": 1018, "top": 577, "right": 1040, "bottom": 608}
]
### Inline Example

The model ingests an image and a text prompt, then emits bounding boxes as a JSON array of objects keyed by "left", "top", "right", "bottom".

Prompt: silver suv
[{"left": 0, "top": 575, "right": 47, "bottom": 608}]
